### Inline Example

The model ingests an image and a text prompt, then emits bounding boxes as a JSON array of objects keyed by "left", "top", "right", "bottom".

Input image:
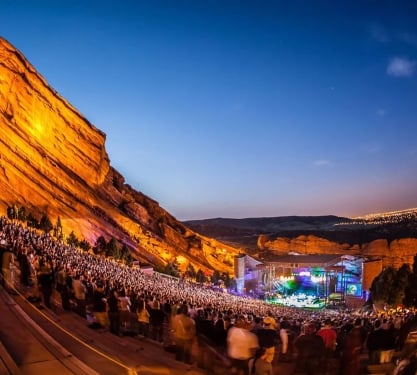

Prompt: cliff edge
[{"left": 0, "top": 37, "right": 239, "bottom": 274}]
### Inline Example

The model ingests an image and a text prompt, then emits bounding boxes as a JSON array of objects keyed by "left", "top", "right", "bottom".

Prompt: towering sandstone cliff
[
  {"left": 258, "top": 235, "right": 417, "bottom": 269},
  {"left": 0, "top": 37, "right": 239, "bottom": 273}
]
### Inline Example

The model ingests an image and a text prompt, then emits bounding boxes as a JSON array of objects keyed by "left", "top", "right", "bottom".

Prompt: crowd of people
[{"left": 1, "top": 215, "right": 417, "bottom": 374}]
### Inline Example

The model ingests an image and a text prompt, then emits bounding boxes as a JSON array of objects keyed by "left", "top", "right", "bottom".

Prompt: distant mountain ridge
[
  {"left": 185, "top": 214, "right": 350, "bottom": 231},
  {"left": 184, "top": 210, "right": 417, "bottom": 268}
]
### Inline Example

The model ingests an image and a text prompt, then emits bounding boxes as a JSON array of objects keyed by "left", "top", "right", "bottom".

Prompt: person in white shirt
[
  {"left": 227, "top": 316, "right": 259, "bottom": 375},
  {"left": 117, "top": 289, "right": 131, "bottom": 332}
]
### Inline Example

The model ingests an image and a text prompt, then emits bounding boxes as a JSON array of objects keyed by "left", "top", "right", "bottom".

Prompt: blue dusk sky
[{"left": 2, "top": 1, "right": 417, "bottom": 220}]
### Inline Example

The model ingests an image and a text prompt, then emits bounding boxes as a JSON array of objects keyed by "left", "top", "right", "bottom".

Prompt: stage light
[{"left": 311, "top": 275, "right": 325, "bottom": 283}]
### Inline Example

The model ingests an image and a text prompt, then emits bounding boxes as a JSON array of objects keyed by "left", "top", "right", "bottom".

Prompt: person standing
[
  {"left": 279, "top": 319, "right": 293, "bottom": 362},
  {"left": 256, "top": 316, "right": 279, "bottom": 364},
  {"left": 137, "top": 298, "right": 150, "bottom": 337},
  {"left": 92, "top": 281, "right": 108, "bottom": 329},
  {"left": 367, "top": 319, "right": 395, "bottom": 364},
  {"left": 107, "top": 288, "right": 120, "bottom": 336},
  {"left": 317, "top": 318, "right": 337, "bottom": 358},
  {"left": 149, "top": 300, "right": 164, "bottom": 342},
  {"left": 72, "top": 274, "right": 87, "bottom": 317},
  {"left": 36, "top": 257, "right": 54, "bottom": 308},
  {"left": 227, "top": 317, "right": 259, "bottom": 375},
  {"left": 56, "top": 265, "right": 71, "bottom": 310},
  {"left": 339, "top": 320, "right": 365, "bottom": 375},
  {"left": 117, "top": 289, "right": 131, "bottom": 333},
  {"left": 213, "top": 312, "right": 227, "bottom": 348},
  {"left": 17, "top": 247, "right": 31, "bottom": 286},
  {"left": 1, "top": 240, "right": 16, "bottom": 294},
  {"left": 249, "top": 347, "right": 273, "bottom": 375},
  {"left": 172, "top": 305, "right": 196, "bottom": 364},
  {"left": 293, "top": 322, "right": 325, "bottom": 375}
]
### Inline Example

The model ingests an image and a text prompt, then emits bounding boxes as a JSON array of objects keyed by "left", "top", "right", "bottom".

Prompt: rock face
[
  {"left": 259, "top": 235, "right": 417, "bottom": 268},
  {"left": 0, "top": 37, "right": 239, "bottom": 273}
]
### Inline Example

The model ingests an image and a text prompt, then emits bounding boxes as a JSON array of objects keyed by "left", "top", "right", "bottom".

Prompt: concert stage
[{"left": 234, "top": 253, "right": 382, "bottom": 308}]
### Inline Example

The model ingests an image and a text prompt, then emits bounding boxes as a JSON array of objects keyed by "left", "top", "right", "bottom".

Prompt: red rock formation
[
  {"left": 0, "top": 37, "right": 239, "bottom": 274},
  {"left": 259, "top": 235, "right": 417, "bottom": 268}
]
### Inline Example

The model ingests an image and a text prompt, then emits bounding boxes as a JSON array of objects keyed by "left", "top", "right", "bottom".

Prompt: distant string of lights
[{"left": 336, "top": 208, "right": 417, "bottom": 226}]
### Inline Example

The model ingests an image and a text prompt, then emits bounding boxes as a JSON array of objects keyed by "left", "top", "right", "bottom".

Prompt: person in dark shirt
[
  {"left": 213, "top": 313, "right": 227, "bottom": 347},
  {"left": 340, "top": 319, "right": 366, "bottom": 375},
  {"left": 256, "top": 317, "right": 279, "bottom": 364},
  {"left": 351, "top": 318, "right": 368, "bottom": 347},
  {"left": 367, "top": 319, "right": 395, "bottom": 364},
  {"left": 149, "top": 300, "right": 165, "bottom": 342},
  {"left": 92, "top": 282, "right": 108, "bottom": 329},
  {"left": 17, "top": 248, "right": 31, "bottom": 286},
  {"left": 36, "top": 257, "right": 54, "bottom": 308},
  {"left": 294, "top": 322, "right": 325, "bottom": 375},
  {"left": 107, "top": 289, "right": 120, "bottom": 335}
]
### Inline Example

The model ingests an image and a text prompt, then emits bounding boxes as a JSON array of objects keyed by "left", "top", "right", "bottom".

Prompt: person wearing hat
[
  {"left": 264, "top": 311, "right": 278, "bottom": 330},
  {"left": 255, "top": 316, "right": 279, "bottom": 364}
]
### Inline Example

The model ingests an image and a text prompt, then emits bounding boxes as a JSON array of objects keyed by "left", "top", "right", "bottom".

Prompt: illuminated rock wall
[
  {"left": 0, "top": 37, "right": 239, "bottom": 274},
  {"left": 260, "top": 234, "right": 417, "bottom": 269}
]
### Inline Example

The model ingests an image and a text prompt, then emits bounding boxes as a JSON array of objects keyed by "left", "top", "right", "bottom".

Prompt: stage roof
[{"left": 259, "top": 254, "right": 343, "bottom": 268}]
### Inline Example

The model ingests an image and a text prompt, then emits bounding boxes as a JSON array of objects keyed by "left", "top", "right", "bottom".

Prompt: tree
[
  {"left": 93, "top": 236, "right": 107, "bottom": 256},
  {"left": 6, "top": 205, "right": 14, "bottom": 220},
  {"left": 392, "top": 264, "right": 411, "bottom": 306},
  {"left": 26, "top": 213, "right": 39, "bottom": 228},
  {"left": 195, "top": 269, "right": 207, "bottom": 283},
  {"left": 162, "top": 261, "right": 180, "bottom": 278},
  {"left": 124, "top": 252, "right": 132, "bottom": 266},
  {"left": 404, "top": 254, "right": 417, "bottom": 307},
  {"left": 39, "top": 214, "right": 53, "bottom": 233},
  {"left": 54, "top": 216, "right": 63, "bottom": 241},
  {"left": 222, "top": 272, "right": 233, "bottom": 289},
  {"left": 7, "top": 205, "right": 26, "bottom": 221},
  {"left": 12, "top": 204, "right": 19, "bottom": 220},
  {"left": 211, "top": 270, "right": 221, "bottom": 284},
  {"left": 370, "top": 266, "right": 397, "bottom": 304},
  {"left": 226, "top": 277, "right": 237, "bottom": 291},
  {"left": 185, "top": 263, "right": 196, "bottom": 279},
  {"left": 18, "top": 206, "right": 26, "bottom": 221},
  {"left": 66, "top": 231, "right": 79, "bottom": 247},
  {"left": 78, "top": 239, "right": 91, "bottom": 252},
  {"left": 120, "top": 244, "right": 132, "bottom": 265},
  {"left": 106, "top": 238, "right": 120, "bottom": 259}
]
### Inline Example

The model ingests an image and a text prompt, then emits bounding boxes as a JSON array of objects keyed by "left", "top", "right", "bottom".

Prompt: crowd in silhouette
[{"left": 1, "top": 215, "right": 417, "bottom": 374}]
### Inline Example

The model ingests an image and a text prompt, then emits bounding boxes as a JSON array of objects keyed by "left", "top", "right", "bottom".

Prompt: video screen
[{"left": 346, "top": 283, "right": 362, "bottom": 297}]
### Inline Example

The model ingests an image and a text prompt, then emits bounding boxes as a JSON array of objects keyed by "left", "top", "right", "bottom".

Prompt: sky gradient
[{"left": 3, "top": 1, "right": 417, "bottom": 220}]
